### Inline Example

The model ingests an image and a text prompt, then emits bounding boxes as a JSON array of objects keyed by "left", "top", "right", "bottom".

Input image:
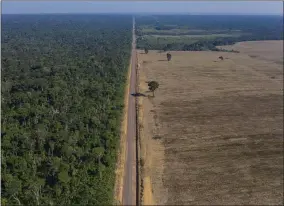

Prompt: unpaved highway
[{"left": 122, "top": 17, "right": 137, "bottom": 206}]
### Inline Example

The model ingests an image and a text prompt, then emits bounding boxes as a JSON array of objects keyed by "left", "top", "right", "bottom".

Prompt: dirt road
[{"left": 122, "top": 17, "right": 137, "bottom": 206}]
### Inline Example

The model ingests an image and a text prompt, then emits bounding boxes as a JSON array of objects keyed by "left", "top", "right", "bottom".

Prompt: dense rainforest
[
  {"left": 1, "top": 14, "right": 132, "bottom": 205},
  {"left": 135, "top": 15, "right": 283, "bottom": 51}
]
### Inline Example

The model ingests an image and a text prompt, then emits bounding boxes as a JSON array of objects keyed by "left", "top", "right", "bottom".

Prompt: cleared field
[
  {"left": 138, "top": 33, "right": 243, "bottom": 50},
  {"left": 140, "top": 26, "right": 244, "bottom": 36},
  {"left": 218, "top": 40, "right": 283, "bottom": 65},
  {"left": 142, "top": 33, "right": 242, "bottom": 44},
  {"left": 137, "top": 42, "right": 283, "bottom": 205},
  {"left": 140, "top": 27, "right": 193, "bottom": 35},
  {"left": 140, "top": 35, "right": 199, "bottom": 46},
  {"left": 150, "top": 34, "right": 242, "bottom": 38}
]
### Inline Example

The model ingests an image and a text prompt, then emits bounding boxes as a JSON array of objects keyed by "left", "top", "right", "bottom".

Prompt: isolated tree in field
[
  {"left": 166, "top": 53, "right": 172, "bottom": 61},
  {"left": 148, "top": 81, "right": 159, "bottom": 97},
  {"left": 144, "top": 48, "right": 149, "bottom": 54}
]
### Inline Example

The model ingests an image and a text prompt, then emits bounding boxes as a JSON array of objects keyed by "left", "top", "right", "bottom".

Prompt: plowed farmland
[{"left": 137, "top": 41, "right": 283, "bottom": 205}]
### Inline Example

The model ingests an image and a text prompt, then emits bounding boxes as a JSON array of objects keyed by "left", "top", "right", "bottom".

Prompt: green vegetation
[
  {"left": 136, "top": 15, "right": 283, "bottom": 51},
  {"left": 138, "top": 35, "right": 198, "bottom": 50},
  {"left": 148, "top": 81, "right": 159, "bottom": 97},
  {"left": 166, "top": 53, "right": 172, "bottom": 61},
  {"left": 137, "top": 34, "right": 242, "bottom": 51},
  {"left": 1, "top": 14, "right": 132, "bottom": 205},
  {"left": 144, "top": 48, "right": 149, "bottom": 54}
]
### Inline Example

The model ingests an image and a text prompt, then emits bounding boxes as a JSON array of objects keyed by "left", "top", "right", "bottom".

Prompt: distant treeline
[{"left": 136, "top": 15, "right": 283, "bottom": 51}]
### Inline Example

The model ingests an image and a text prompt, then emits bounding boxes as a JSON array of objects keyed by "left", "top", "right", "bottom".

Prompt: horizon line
[{"left": 2, "top": 12, "right": 283, "bottom": 16}]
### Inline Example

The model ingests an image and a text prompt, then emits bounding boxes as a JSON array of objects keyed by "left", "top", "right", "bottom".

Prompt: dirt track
[{"left": 137, "top": 44, "right": 283, "bottom": 205}]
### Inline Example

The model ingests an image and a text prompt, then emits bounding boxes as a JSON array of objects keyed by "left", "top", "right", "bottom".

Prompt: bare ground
[
  {"left": 137, "top": 42, "right": 283, "bottom": 205},
  {"left": 217, "top": 40, "right": 283, "bottom": 65},
  {"left": 114, "top": 57, "right": 132, "bottom": 205}
]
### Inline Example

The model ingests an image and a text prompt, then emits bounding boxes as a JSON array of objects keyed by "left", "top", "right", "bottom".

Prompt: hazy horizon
[{"left": 2, "top": 1, "right": 283, "bottom": 15}]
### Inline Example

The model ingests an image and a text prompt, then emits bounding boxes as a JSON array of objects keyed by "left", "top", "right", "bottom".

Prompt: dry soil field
[
  {"left": 137, "top": 41, "right": 283, "bottom": 205},
  {"left": 218, "top": 40, "right": 283, "bottom": 65}
]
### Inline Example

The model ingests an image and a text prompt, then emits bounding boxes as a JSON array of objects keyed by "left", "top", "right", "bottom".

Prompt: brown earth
[
  {"left": 137, "top": 41, "right": 283, "bottom": 205},
  {"left": 217, "top": 40, "right": 283, "bottom": 65}
]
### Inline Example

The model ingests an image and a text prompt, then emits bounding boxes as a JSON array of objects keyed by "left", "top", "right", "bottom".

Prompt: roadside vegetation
[
  {"left": 136, "top": 15, "right": 283, "bottom": 51},
  {"left": 1, "top": 14, "right": 132, "bottom": 205}
]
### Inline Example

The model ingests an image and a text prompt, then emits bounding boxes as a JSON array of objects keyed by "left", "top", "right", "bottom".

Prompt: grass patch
[{"left": 139, "top": 26, "right": 244, "bottom": 36}]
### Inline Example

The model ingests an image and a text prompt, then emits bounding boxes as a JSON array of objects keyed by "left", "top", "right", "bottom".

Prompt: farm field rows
[{"left": 137, "top": 41, "right": 283, "bottom": 205}]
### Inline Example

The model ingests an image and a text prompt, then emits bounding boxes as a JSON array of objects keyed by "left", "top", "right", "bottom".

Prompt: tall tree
[
  {"left": 148, "top": 81, "right": 159, "bottom": 97},
  {"left": 166, "top": 53, "right": 172, "bottom": 61},
  {"left": 144, "top": 48, "right": 149, "bottom": 54}
]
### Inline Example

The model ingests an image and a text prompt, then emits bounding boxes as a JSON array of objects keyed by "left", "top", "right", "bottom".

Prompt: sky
[{"left": 2, "top": 1, "right": 283, "bottom": 15}]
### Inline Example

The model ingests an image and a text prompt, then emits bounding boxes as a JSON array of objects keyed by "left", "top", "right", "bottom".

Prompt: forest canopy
[
  {"left": 135, "top": 15, "right": 283, "bottom": 51},
  {"left": 1, "top": 14, "right": 132, "bottom": 205}
]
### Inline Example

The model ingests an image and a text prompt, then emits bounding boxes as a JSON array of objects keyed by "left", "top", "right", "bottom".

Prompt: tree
[
  {"left": 93, "top": 147, "right": 105, "bottom": 164},
  {"left": 144, "top": 48, "right": 149, "bottom": 54},
  {"left": 166, "top": 53, "right": 172, "bottom": 61},
  {"left": 148, "top": 81, "right": 159, "bottom": 97},
  {"left": 1, "top": 14, "right": 132, "bottom": 206}
]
